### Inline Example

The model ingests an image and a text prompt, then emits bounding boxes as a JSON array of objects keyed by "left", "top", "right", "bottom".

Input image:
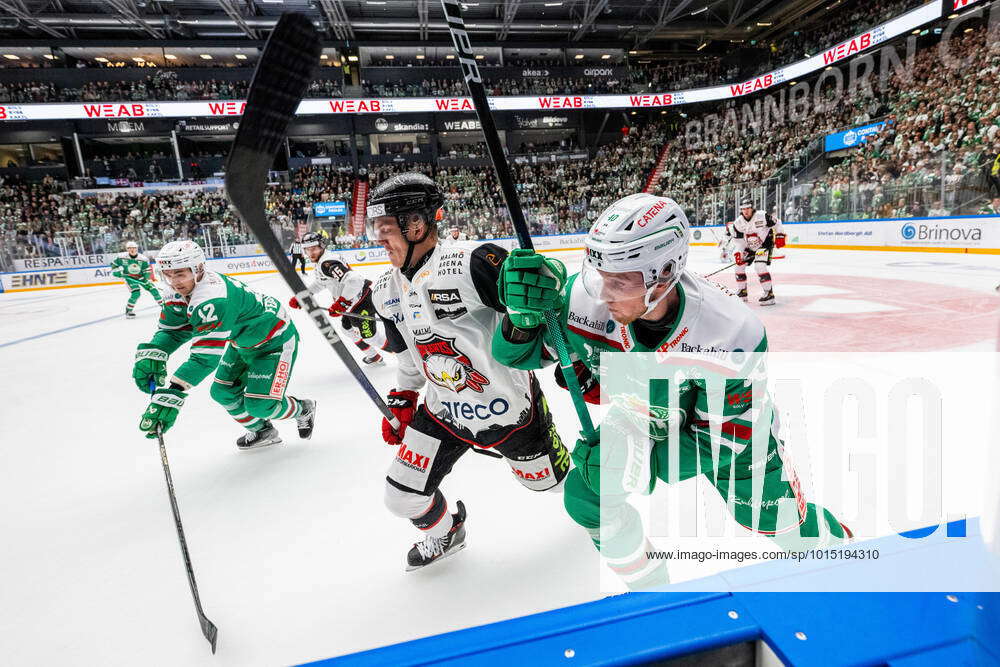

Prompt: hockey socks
[{"left": 411, "top": 489, "right": 454, "bottom": 539}]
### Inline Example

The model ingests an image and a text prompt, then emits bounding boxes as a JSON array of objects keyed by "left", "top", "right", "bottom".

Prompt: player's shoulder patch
[
  {"left": 371, "top": 268, "right": 399, "bottom": 318},
  {"left": 319, "top": 257, "right": 349, "bottom": 281},
  {"left": 186, "top": 271, "right": 227, "bottom": 320}
]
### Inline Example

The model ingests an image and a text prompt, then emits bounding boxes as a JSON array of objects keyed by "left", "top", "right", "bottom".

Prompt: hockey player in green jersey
[
  {"left": 132, "top": 239, "right": 317, "bottom": 450},
  {"left": 110, "top": 240, "right": 162, "bottom": 318},
  {"left": 492, "top": 193, "right": 851, "bottom": 590}
]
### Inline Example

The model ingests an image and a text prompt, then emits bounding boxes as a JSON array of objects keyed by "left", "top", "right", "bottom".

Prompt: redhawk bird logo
[{"left": 415, "top": 334, "right": 490, "bottom": 393}]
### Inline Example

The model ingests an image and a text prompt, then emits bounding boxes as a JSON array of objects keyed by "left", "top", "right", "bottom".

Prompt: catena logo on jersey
[{"left": 441, "top": 0, "right": 482, "bottom": 84}]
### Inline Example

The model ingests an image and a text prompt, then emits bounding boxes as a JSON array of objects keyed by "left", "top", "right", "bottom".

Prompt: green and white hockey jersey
[
  {"left": 147, "top": 270, "right": 296, "bottom": 388},
  {"left": 110, "top": 253, "right": 153, "bottom": 281},
  {"left": 493, "top": 270, "right": 774, "bottom": 461}
]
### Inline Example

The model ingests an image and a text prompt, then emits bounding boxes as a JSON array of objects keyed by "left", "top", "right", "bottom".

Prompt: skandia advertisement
[{"left": 824, "top": 120, "right": 890, "bottom": 152}]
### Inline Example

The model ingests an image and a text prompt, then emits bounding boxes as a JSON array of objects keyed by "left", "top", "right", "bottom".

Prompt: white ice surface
[{"left": 0, "top": 247, "right": 997, "bottom": 665}]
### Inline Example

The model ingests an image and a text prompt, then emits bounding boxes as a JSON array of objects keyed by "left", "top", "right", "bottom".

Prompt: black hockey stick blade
[{"left": 226, "top": 13, "right": 398, "bottom": 426}]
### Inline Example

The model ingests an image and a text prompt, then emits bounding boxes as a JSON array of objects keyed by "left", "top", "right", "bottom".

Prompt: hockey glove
[
  {"left": 133, "top": 343, "right": 168, "bottom": 391},
  {"left": 288, "top": 296, "right": 301, "bottom": 309},
  {"left": 139, "top": 387, "right": 186, "bottom": 439},
  {"left": 112, "top": 268, "right": 124, "bottom": 278},
  {"left": 498, "top": 249, "right": 567, "bottom": 329},
  {"left": 382, "top": 389, "right": 419, "bottom": 445},
  {"left": 571, "top": 427, "right": 602, "bottom": 493},
  {"left": 775, "top": 233, "right": 786, "bottom": 249},
  {"left": 555, "top": 360, "right": 602, "bottom": 405},
  {"left": 328, "top": 295, "right": 353, "bottom": 318}
]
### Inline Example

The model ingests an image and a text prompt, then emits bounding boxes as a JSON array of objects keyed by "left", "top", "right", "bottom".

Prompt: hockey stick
[
  {"left": 148, "top": 380, "right": 218, "bottom": 653},
  {"left": 225, "top": 13, "right": 398, "bottom": 428},
  {"left": 441, "top": 0, "right": 595, "bottom": 439},
  {"left": 703, "top": 248, "right": 779, "bottom": 279}
]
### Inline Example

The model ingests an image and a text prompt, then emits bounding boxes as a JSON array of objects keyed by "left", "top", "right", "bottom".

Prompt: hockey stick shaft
[
  {"left": 149, "top": 380, "right": 218, "bottom": 653},
  {"left": 703, "top": 249, "right": 778, "bottom": 279},
  {"left": 224, "top": 13, "right": 397, "bottom": 427},
  {"left": 441, "top": 0, "right": 595, "bottom": 439}
]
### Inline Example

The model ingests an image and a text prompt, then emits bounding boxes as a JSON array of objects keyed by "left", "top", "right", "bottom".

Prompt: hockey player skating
[
  {"left": 730, "top": 198, "right": 785, "bottom": 305},
  {"left": 110, "top": 241, "right": 163, "bottom": 318},
  {"left": 365, "top": 173, "right": 570, "bottom": 571},
  {"left": 493, "top": 193, "right": 849, "bottom": 590},
  {"left": 288, "top": 231, "right": 388, "bottom": 366},
  {"left": 133, "top": 240, "right": 316, "bottom": 450}
]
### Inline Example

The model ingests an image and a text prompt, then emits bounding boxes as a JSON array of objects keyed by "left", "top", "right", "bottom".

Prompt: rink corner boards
[{"left": 303, "top": 518, "right": 1000, "bottom": 667}]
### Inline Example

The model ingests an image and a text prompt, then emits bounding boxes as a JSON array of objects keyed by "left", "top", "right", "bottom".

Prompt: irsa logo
[{"left": 901, "top": 224, "right": 916, "bottom": 240}]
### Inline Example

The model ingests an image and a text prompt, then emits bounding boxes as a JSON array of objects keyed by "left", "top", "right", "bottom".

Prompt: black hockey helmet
[
  {"left": 301, "top": 231, "right": 325, "bottom": 249},
  {"left": 366, "top": 172, "right": 444, "bottom": 236},
  {"left": 366, "top": 172, "right": 445, "bottom": 270}
]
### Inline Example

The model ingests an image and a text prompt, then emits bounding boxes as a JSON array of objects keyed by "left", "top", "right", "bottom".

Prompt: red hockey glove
[
  {"left": 555, "top": 360, "right": 602, "bottom": 405},
  {"left": 734, "top": 251, "right": 745, "bottom": 266},
  {"left": 775, "top": 233, "right": 786, "bottom": 249},
  {"left": 328, "top": 296, "right": 353, "bottom": 318},
  {"left": 288, "top": 296, "right": 301, "bottom": 309},
  {"left": 382, "top": 389, "right": 419, "bottom": 445}
]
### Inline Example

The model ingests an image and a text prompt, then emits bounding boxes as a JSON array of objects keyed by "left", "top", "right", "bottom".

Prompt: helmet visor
[
  {"left": 366, "top": 214, "right": 399, "bottom": 242},
  {"left": 581, "top": 263, "right": 649, "bottom": 302}
]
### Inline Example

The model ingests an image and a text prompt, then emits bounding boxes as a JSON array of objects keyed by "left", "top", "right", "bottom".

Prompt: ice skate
[
  {"left": 406, "top": 500, "right": 467, "bottom": 571},
  {"left": 737, "top": 287, "right": 748, "bottom": 303},
  {"left": 296, "top": 399, "right": 317, "bottom": 439},
  {"left": 236, "top": 422, "right": 283, "bottom": 450},
  {"left": 125, "top": 308, "right": 136, "bottom": 319},
  {"left": 362, "top": 353, "right": 384, "bottom": 367},
  {"left": 758, "top": 289, "right": 775, "bottom": 306}
]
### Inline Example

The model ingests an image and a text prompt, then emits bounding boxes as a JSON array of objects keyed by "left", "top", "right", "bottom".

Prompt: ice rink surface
[{"left": 1, "top": 245, "right": 998, "bottom": 665}]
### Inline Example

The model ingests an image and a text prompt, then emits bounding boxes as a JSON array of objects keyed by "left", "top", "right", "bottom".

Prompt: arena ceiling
[{"left": 0, "top": 0, "right": 834, "bottom": 49}]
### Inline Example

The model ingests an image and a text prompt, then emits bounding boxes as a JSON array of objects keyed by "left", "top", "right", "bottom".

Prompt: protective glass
[{"left": 581, "top": 263, "right": 649, "bottom": 302}]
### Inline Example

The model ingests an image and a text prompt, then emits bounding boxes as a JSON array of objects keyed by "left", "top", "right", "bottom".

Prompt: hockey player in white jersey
[
  {"left": 365, "top": 173, "right": 570, "bottom": 571},
  {"left": 287, "top": 231, "right": 387, "bottom": 366},
  {"left": 441, "top": 224, "right": 468, "bottom": 246},
  {"left": 731, "top": 198, "right": 786, "bottom": 305}
]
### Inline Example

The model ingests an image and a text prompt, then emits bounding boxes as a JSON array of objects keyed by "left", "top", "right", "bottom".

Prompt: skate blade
[
  {"left": 237, "top": 437, "right": 283, "bottom": 451},
  {"left": 759, "top": 301, "right": 776, "bottom": 307},
  {"left": 404, "top": 542, "right": 467, "bottom": 572}
]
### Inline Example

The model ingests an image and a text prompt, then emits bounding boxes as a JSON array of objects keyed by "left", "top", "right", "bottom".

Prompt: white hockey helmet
[
  {"left": 125, "top": 240, "right": 139, "bottom": 250},
  {"left": 582, "top": 193, "right": 689, "bottom": 315},
  {"left": 157, "top": 240, "right": 206, "bottom": 272}
]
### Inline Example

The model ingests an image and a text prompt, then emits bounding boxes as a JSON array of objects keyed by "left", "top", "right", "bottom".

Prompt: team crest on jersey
[{"left": 415, "top": 334, "right": 490, "bottom": 393}]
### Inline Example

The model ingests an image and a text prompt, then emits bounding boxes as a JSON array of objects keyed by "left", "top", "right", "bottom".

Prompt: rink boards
[{"left": 2, "top": 215, "right": 999, "bottom": 293}]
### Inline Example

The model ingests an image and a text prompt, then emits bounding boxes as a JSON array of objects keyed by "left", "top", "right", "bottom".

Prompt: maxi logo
[
  {"left": 396, "top": 443, "right": 430, "bottom": 472},
  {"left": 415, "top": 334, "right": 490, "bottom": 393},
  {"left": 441, "top": 398, "right": 510, "bottom": 421}
]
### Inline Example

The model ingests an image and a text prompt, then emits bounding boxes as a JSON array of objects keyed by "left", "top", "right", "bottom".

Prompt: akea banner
[{"left": 0, "top": 3, "right": 941, "bottom": 122}]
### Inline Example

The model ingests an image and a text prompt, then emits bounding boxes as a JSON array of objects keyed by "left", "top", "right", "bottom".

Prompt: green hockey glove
[
  {"left": 139, "top": 387, "right": 186, "bottom": 439},
  {"left": 133, "top": 344, "right": 168, "bottom": 391},
  {"left": 497, "top": 249, "right": 567, "bottom": 329}
]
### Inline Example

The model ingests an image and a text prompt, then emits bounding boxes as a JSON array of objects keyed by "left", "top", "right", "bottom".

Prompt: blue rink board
[{"left": 303, "top": 520, "right": 1000, "bottom": 666}]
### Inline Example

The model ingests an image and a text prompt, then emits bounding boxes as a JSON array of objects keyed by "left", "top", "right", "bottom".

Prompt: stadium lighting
[
  {"left": 261, "top": 0, "right": 284, "bottom": 3},
  {"left": 964, "top": 27, "right": 973, "bottom": 32},
  {"left": 691, "top": 6, "right": 708, "bottom": 15},
  {"left": 415, "top": 54, "right": 425, "bottom": 59},
  {"left": 164, "top": 54, "right": 177, "bottom": 60},
  {"left": 132, "top": 57, "right": 145, "bottom": 62},
  {"left": 911, "top": 29, "right": 920, "bottom": 34},
  {"left": 574, "top": 53, "right": 584, "bottom": 59},
  {"left": 320, "top": 54, "right": 328, "bottom": 59},
  {"left": 601, "top": 54, "right": 611, "bottom": 59},
  {"left": 200, "top": 54, "right": 212, "bottom": 60},
  {"left": 43, "top": 54, "right": 56, "bottom": 60},
  {"left": 235, "top": 54, "right": 248, "bottom": 60},
  {"left": 475, "top": 54, "right": 485, "bottom": 59},
  {"left": 385, "top": 54, "right": 395, "bottom": 60},
  {"left": 696, "top": 42, "right": 707, "bottom": 51},
  {"left": 756, "top": 22, "right": 772, "bottom": 26},
  {"left": 2, "top": 54, "right": 19, "bottom": 60},
  {"left": 445, "top": 54, "right": 454, "bottom": 59},
  {"left": 545, "top": 2, "right": 563, "bottom": 5},
  {"left": 348, "top": 55, "right": 359, "bottom": 62},
  {"left": 95, "top": 57, "right": 109, "bottom": 62}
]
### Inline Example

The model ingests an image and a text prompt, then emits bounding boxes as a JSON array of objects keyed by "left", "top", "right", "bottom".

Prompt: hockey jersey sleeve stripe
[
  {"left": 158, "top": 321, "right": 192, "bottom": 331},
  {"left": 193, "top": 338, "right": 228, "bottom": 348},
  {"left": 567, "top": 324, "right": 625, "bottom": 351},
  {"left": 248, "top": 320, "right": 287, "bottom": 348}
]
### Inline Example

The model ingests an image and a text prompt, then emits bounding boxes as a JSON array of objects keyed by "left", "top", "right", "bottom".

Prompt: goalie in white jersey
[
  {"left": 287, "top": 232, "right": 388, "bottom": 366},
  {"left": 731, "top": 198, "right": 786, "bottom": 305},
  {"left": 366, "top": 173, "right": 570, "bottom": 571}
]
